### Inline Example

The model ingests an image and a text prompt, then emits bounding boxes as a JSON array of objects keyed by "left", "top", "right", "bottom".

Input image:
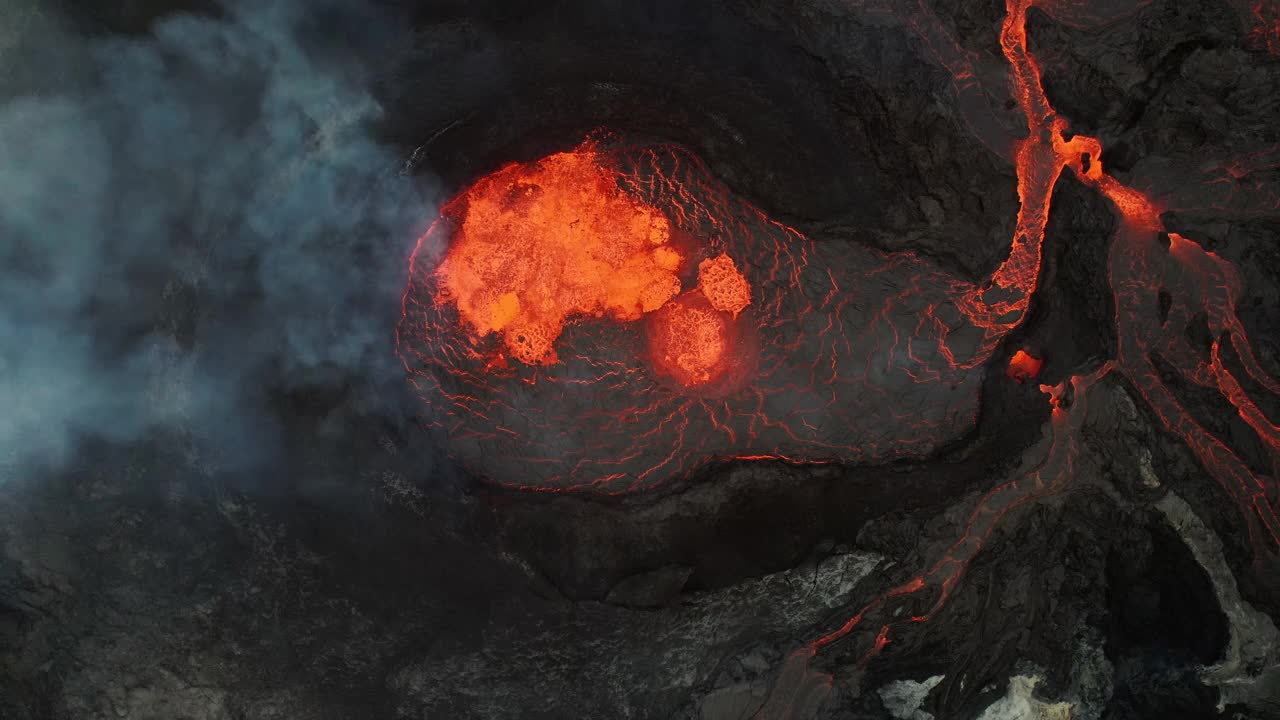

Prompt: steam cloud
[{"left": 0, "top": 0, "right": 436, "bottom": 479}]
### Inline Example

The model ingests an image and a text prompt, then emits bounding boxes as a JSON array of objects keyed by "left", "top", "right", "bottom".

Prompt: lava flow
[{"left": 754, "top": 0, "right": 1280, "bottom": 710}]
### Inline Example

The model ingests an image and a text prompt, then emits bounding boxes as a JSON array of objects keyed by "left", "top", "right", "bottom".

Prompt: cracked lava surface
[
  {"left": 747, "top": 0, "right": 1280, "bottom": 710},
  {"left": 399, "top": 0, "right": 1280, "bottom": 708},
  {"left": 398, "top": 142, "right": 1023, "bottom": 493}
]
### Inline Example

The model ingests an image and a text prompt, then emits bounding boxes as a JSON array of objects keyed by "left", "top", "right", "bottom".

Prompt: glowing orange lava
[
  {"left": 435, "top": 148, "right": 684, "bottom": 365},
  {"left": 755, "top": 0, "right": 1280, "bottom": 707},
  {"left": 697, "top": 253, "right": 752, "bottom": 317},
  {"left": 400, "top": 140, "right": 985, "bottom": 494},
  {"left": 646, "top": 290, "right": 735, "bottom": 387},
  {"left": 1006, "top": 349, "right": 1043, "bottom": 383}
]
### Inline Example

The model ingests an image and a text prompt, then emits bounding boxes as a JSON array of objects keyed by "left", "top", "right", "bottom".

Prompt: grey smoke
[{"left": 0, "top": 0, "right": 438, "bottom": 478}]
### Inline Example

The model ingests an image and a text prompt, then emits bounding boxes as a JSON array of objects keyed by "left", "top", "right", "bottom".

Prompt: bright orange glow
[
  {"left": 697, "top": 253, "right": 752, "bottom": 317},
  {"left": 435, "top": 147, "right": 683, "bottom": 366},
  {"left": 646, "top": 290, "right": 734, "bottom": 387},
  {"left": 402, "top": 0, "right": 1280, "bottom": 523},
  {"left": 1006, "top": 349, "right": 1044, "bottom": 383}
]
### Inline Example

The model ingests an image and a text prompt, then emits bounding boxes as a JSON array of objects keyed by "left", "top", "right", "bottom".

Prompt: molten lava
[
  {"left": 646, "top": 289, "right": 736, "bottom": 387},
  {"left": 434, "top": 148, "right": 684, "bottom": 366},
  {"left": 1006, "top": 349, "right": 1043, "bottom": 383},
  {"left": 751, "top": 0, "right": 1280, "bottom": 709},
  {"left": 697, "top": 253, "right": 752, "bottom": 317}
]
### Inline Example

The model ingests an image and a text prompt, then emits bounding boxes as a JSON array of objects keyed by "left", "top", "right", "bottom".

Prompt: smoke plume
[{"left": 0, "top": 0, "right": 436, "bottom": 479}]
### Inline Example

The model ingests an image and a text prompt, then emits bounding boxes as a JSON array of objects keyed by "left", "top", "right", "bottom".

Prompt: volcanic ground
[{"left": 3, "top": 0, "right": 1280, "bottom": 718}]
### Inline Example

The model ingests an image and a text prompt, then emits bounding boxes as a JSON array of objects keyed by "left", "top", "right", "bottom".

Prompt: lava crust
[{"left": 399, "top": 142, "right": 1014, "bottom": 493}]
